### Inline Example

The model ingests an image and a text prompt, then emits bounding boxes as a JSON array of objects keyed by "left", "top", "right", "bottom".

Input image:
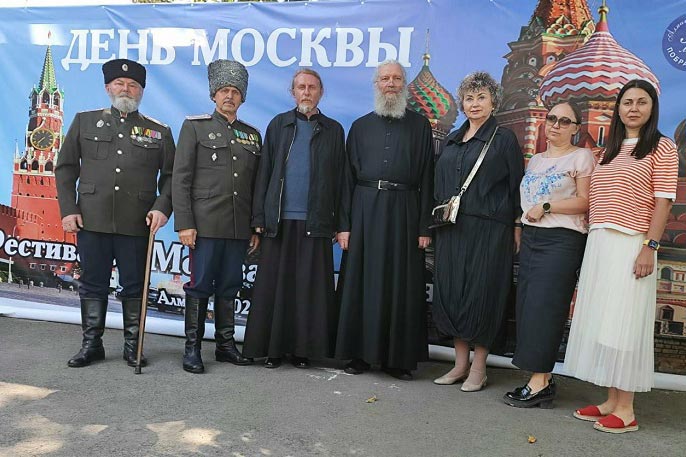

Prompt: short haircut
[
  {"left": 290, "top": 68, "right": 324, "bottom": 94},
  {"left": 456, "top": 71, "right": 502, "bottom": 113}
]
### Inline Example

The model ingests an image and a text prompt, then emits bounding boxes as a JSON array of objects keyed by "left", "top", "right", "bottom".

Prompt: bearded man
[
  {"left": 243, "top": 69, "right": 345, "bottom": 369},
  {"left": 335, "top": 60, "right": 434, "bottom": 380},
  {"left": 56, "top": 59, "right": 175, "bottom": 368}
]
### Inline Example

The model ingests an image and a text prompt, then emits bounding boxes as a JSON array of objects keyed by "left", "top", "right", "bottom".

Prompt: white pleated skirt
[{"left": 563, "top": 228, "right": 655, "bottom": 392}]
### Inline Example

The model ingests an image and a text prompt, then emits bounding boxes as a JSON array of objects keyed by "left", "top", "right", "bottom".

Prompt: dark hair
[
  {"left": 600, "top": 79, "right": 662, "bottom": 164},
  {"left": 556, "top": 101, "right": 583, "bottom": 125}
]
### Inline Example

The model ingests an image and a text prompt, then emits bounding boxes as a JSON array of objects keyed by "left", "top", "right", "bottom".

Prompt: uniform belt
[{"left": 357, "top": 180, "right": 416, "bottom": 191}]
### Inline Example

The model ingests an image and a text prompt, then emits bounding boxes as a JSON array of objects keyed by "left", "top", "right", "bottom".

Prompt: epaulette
[
  {"left": 236, "top": 118, "right": 261, "bottom": 134},
  {"left": 186, "top": 114, "right": 213, "bottom": 121},
  {"left": 82, "top": 108, "right": 108, "bottom": 115},
  {"left": 141, "top": 113, "right": 169, "bottom": 128}
]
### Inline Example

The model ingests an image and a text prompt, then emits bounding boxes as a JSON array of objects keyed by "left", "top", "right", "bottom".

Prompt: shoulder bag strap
[{"left": 456, "top": 126, "right": 498, "bottom": 197}]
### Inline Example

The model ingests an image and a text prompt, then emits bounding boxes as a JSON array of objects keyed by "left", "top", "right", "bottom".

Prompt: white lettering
[
  {"left": 299, "top": 28, "right": 332, "bottom": 67},
  {"left": 61, "top": 29, "right": 90, "bottom": 70},
  {"left": 152, "top": 241, "right": 185, "bottom": 275},
  {"left": 118, "top": 29, "right": 149, "bottom": 64},
  {"left": 334, "top": 28, "right": 364, "bottom": 67},
  {"left": 192, "top": 29, "right": 230, "bottom": 65},
  {"left": 367, "top": 28, "right": 396, "bottom": 66},
  {"left": 62, "top": 244, "right": 78, "bottom": 262},
  {"left": 45, "top": 243, "right": 62, "bottom": 260},
  {"left": 266, "top": 28, "right": 297, "bottom": 67},
  {"left": 4, "top": 239, "right": 18, "bottom": 256},
  {"left": 18, "top": 240, "right": 33, "bottom": 257},
  {"left": 231, "top": 28, "right": 265, "bottom": 67},
  {"left": 91, "top": 29, "right": 116, "bottom": 64}
]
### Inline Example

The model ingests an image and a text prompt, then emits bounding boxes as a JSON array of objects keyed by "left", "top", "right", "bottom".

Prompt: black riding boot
[
  {"left": 183, "top": 296, "right": 208, "bottom": 373},
  {"left": 121, "top": 298, "right": 147, "bottom": 367},
  {"left": 214, "top": 297, "right": 251, "bottom": 365},
  {"left": 68, "top": 298, "right": 107, "bottom": 367}
]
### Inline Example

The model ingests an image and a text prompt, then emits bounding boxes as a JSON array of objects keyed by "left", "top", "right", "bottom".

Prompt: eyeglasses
[{"left": 545, "top": 114, "right": 579, "bottom": 127}]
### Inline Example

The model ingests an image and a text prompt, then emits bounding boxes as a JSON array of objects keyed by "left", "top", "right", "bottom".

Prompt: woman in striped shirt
[{"left": 563, "top": 79, "right": 678, "bottom": 434}]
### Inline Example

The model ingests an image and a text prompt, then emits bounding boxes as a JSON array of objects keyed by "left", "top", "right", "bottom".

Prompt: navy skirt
[{"left": 512, "top": 225, "right": 586, "bottom": 372}]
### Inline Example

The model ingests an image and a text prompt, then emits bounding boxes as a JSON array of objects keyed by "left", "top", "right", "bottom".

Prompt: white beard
[
  {"left": 373, "top": 86, "right": 408, "bottom": 119},
  {"left": 110, "top": 94, "right": 141, "bottom": 114}
]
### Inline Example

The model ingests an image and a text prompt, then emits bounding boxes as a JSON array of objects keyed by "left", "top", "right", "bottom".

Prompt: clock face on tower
[{"left": 30, "top": 128, "right": 56, "bottom": 150}]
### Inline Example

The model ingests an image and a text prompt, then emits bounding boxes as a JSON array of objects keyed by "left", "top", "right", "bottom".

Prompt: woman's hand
[
  {"left": 524, "top": 204, "right": 545, "bottom": 223},
  {"left": 633, "top": 246, "right": 655, "bottom": 279}
]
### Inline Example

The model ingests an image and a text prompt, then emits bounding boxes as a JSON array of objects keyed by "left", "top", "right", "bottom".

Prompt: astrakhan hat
[{"left": 208, "top": 59, "right": 248, "bottom": 101}]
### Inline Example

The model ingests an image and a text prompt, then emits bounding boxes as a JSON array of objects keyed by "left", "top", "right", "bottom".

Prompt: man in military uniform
[
  {"left": 56, "top": 58, "right": 175, "bottom": 368},
  {"left": 173, "top": 59, "right": 261, "bottom": 374}
]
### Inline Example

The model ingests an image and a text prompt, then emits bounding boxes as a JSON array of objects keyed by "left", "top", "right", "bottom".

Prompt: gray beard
[
  {"left": 373, "top": 87, "right": 408, "bottom": 119},
  {"left": 297, "top": 103, "right": 315, "bottom": 115},
  {"left": 110, "top": 94, "right": 140, "bottom": 114}
]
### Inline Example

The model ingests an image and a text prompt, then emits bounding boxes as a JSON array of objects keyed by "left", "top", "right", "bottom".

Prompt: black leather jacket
[{"left": 251, "top": 109, "right": 345, "bottom": 238}]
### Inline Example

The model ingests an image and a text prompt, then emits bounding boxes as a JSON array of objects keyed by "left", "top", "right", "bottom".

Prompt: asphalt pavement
[{"left": 1, "top": 316, "right": 685, "bottom": 457}]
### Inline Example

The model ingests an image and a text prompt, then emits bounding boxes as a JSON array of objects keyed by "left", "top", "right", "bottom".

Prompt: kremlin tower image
[{"left": 0, "top": 43, "right": 76, "bottom": 286}]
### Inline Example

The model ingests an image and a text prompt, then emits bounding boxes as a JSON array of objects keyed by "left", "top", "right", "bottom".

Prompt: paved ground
[{"left": 1, "top": 316, "right": 685, "bottom": 457}]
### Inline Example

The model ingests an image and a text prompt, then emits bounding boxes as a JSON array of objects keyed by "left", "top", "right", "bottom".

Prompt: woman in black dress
[{"left": 432, "top": 71, "right": 524, "bottom": 392}]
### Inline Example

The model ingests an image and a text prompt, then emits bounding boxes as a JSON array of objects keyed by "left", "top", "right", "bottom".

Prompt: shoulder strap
[{"left": 457, "top": 126, "right": 498, "bottom": 197}]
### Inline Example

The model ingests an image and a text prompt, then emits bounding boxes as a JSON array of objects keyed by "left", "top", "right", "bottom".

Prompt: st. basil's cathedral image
[
  {"left": 1, "top": 0, "right": 685, "bottom": 374},
  {"left": 404, "top": 0, "right": 686, "bottom": 374}
]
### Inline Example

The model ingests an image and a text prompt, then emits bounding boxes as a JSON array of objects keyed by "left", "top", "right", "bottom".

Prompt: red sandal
[
  {"left": 573, "top": 405, "right": 605, "bottom": 422},
  {"left": 593, "top": 414, "right": 639, "bottom": 434}
]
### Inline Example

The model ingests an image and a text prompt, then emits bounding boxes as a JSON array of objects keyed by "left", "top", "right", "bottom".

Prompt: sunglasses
[{"left": 545, "top": 114, "right": 580, "bottom": 127}]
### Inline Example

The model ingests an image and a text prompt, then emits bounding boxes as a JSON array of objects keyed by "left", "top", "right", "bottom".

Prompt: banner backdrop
[{"left": 1, "top": 0, "right": 686, "bottom": 375}]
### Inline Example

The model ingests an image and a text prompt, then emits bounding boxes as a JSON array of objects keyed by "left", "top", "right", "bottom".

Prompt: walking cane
[{"left": 134, "top": 229, "right": 156, "bottom": 374}]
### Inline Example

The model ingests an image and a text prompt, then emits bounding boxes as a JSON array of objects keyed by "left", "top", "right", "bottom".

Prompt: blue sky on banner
[{"left": 0, "top": 0, "right": 683, "bottom": 244}]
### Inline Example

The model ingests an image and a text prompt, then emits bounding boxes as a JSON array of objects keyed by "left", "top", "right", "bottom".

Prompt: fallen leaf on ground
[
  {"left": 365, "top": 395, "right": 378, "bottom": 403},
  {"left": 527, "top": 435, "right": 537, "bottom": 444}
]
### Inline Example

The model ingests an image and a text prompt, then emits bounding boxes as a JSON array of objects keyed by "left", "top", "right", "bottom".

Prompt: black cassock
[{"left": 335, "top": 109, "right": 433, "bottom": 371}]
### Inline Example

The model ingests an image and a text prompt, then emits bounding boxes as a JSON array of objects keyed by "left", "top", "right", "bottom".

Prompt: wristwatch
[
  {"left": 542, "top": 202, "right": 551, "bottom": 214},
  {"left": 643, "top": 239, "right": 660, "bottom": 251}
]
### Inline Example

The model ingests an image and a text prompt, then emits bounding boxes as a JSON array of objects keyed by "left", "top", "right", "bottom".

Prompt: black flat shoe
[
  {"left": 503, "top": 383, "right": 555, "bottom": 408},
  {"left": 382, "top": 366, "right": 413, "bottom": 381},
  {"left": 344, "top": 359, "right": 370, "bottom": 375},
  {"left": 264, "top": 357, "right": 282, "bottom": 369},
  {"left": 291, "top": 356, "right": 310, "bottom": 369}
]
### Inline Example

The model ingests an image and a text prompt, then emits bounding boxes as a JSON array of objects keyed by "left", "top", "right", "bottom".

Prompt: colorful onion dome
[
  {"left": 539, "top": 2, "right": 659, "bottom": 107},
  {"left": 407, "top": 52, "right": 458, "bottom": 135}
]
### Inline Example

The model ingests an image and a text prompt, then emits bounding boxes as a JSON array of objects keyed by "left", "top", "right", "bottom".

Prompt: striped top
[{"left": 589, "top": 136, "right": 678, "bottom": 234}]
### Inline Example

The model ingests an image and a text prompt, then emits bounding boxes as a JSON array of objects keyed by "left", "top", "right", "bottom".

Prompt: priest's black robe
[{"left": 335, "top": 109, "right": 433, "bottom": 371}]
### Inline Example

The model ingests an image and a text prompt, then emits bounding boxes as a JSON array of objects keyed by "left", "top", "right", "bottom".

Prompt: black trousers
[
  {"left": 77, "top": 230, "right": 148, "bottom": 299},
  {"left": 512, "top": 226, "right": 586, "bottom": 373},
  {"left": 183, "top": 237, "right": 248, "bottom": 300}
]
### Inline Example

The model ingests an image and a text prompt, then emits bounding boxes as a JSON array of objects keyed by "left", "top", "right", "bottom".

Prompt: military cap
[
  {"left": 208, "top": 59, "right": 248, "bottom": 102},
  {"left": 103, "top": 59, "right": 146, "bottom": 88}
]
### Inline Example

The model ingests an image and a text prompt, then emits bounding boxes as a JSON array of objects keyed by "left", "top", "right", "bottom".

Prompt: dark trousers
[
  {"left": 184, "top": 237, "right": 248, "bottom": 300},
  {"left": 77, "top": 230, "right": 148, "bottom": 299}
]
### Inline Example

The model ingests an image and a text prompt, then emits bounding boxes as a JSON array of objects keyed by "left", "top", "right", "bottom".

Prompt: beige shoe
[
  {"left": 461, "top": 375, "right": 487, "bottom": 392},
  {"left": 433, "top": 369, "right": 469, "bottom": 385}
]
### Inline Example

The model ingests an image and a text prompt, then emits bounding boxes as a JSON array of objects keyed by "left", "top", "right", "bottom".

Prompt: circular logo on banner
[{"left": 663, "top": 15, "right": 686, "bottom": 71}]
